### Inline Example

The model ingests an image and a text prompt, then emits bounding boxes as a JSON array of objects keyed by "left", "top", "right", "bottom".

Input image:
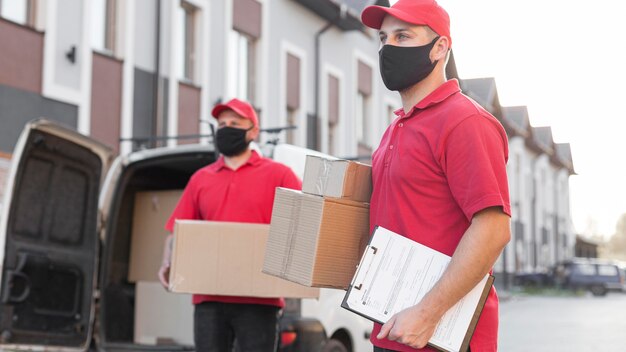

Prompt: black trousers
[{"left": 194, "top": 302, "right": 280, "bottom": 352}]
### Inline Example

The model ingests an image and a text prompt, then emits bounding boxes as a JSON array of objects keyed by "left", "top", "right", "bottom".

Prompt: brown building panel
[
  {"left": 357, "top": 60, "right": 372, "bottom": 96},
  {"left": 90, "top": 52, "right": 123, "bottom": 154},
  {"left": 233, "top": 0, "right": 262, "bottom": 39},
  {"left": 0, "top": 18, "right": 43, "bottom": 93},
  {"left": 178, "top": 82, "right": 201, "bottom": 145},
  {"left": 286, "top": 53, "right": 300, "bottom": 110}
]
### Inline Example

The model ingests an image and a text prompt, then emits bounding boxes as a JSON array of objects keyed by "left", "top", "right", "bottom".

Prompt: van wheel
[
  {"left": 321, "top": 339, "right": 348, "bottom": 352},
  {"left": 590, "top": 285, "right": 607, "bottom": 296}
]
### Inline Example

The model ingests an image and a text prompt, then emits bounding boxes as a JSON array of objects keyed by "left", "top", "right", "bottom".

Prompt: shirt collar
[
  {"left": 215, "top": 149, "right": 263, "bottom": 171},
  {"left": 394, "top": 79, "right": 461, "bottom": 118}
]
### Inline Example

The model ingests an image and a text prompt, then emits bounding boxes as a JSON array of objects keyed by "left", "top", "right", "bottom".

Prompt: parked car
[
  {"left": 553, "top": 258, "right": 624, "bottom": 296},
  {"left": 0, "top": 119, "right": 370, "bottom": 352}
]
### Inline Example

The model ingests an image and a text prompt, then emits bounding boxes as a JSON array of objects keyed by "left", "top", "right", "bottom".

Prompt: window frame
[
  {"left": 177, "top": 1, "right": 198, "bottom": 83},
  {"left": 228, "top": 29, "right": 256, "bottom": 103},
  {"left": 1, "top": 0, "right": 37, "bottom": 27}
]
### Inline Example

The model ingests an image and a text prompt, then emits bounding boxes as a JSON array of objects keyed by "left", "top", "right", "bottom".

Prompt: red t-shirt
[
  {"left": 165, "top": 150, "right": 302, "bottom": 307},
  {"left": 369, "top": 79, "right": 511, "bottom": 351}
]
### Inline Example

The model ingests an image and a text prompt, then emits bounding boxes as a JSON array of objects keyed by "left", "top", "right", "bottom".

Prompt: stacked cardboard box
[
  {"left": 263, "top": 156, "right": 372, "bottom": 289},
  {"left": 302, "top": 155, "right": 372, "bottom": 202},
  {"left": 168, "top": 220, "right": 320, "bottom": 298}
]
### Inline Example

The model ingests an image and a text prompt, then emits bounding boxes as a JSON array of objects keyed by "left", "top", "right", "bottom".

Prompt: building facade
[
  {"left": 461, "top": 78, "right": 576, "bottom": 287},
  {"left": 0, "top": 0, "right": 574, "bottom": 284}
]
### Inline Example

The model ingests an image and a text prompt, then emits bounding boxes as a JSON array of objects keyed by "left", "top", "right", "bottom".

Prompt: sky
[{"left": 388, "top": 0, "right": 626, "bottom": 239}]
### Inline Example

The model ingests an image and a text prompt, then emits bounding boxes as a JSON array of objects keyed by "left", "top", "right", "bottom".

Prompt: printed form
[{"left": 342, "top": 226, "right": 491, "bottom": 352}]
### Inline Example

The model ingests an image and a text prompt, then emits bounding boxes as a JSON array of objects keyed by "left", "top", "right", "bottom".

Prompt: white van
[{"left": 0, "top": 120, "right": 372, "bottom": 352}]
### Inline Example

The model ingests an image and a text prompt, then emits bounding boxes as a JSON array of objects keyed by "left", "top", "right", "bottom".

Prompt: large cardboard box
[
  {"left": 302, "top": 155, "right": 372, "bottom": 203},
  {"left": 169, "top": 220, "right": 320, "bottom": 298},
  {"left": 134, "top": 281, "right": 194, "bottom": 346},
  {"left": 263, "top": 188, "right": 370, "bottom": 289},
  {"left": 128, "top": 190, "right": 182, "bottom": 282}
]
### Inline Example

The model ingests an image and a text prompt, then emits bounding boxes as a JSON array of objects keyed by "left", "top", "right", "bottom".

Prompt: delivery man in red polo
[
  {"left": 360, "top": 0, "right": 511, "bottom": 351},
  {"left": 158, "top": 98, "right": 301, "bottom": 352}
]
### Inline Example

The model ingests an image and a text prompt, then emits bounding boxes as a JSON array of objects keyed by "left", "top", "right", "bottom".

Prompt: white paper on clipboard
[{"left": 341, "top": 226, "right": 493, "bottom": 352}]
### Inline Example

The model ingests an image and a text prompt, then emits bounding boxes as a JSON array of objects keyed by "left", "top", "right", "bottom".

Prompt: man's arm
[
  {"left": 158, "top": 233, "right": 174, "bottom": 289},
  {"left": 377, "top": 206, "right": 511, "bottom": 349}
]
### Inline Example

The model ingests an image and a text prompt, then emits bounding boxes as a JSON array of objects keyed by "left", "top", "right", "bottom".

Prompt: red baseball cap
[
  {"left": 361, "top": 0, "right": 452, "bottom": 48},
  {"left": 211, "top": 98, "right": 259, "bottom": 128}
]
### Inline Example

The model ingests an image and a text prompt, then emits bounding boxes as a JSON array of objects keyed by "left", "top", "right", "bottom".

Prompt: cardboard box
[
  {"left": 169, "top": 220, "right": 320, "bottom": 298},
  {"left": 134, "top": 281, "right": 194, "bottom": 346},
  {"left": 128, "top": 190, "right": 182, "bottom": 282},
  {"left": 263, "top": 188, "right": 370, "bottom": 289},
  {"left": 302, "top": 155, "right": 372, "bottom": 203}
]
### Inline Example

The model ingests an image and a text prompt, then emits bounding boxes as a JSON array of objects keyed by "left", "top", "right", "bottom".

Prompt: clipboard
[{"left": 341, "top": 226, "right": 494, "bottom": 352}]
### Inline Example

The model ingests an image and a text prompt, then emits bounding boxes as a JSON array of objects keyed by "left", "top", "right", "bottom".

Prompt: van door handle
[{"left": 1, "top": 271, "right": 32, "bottom": 304}]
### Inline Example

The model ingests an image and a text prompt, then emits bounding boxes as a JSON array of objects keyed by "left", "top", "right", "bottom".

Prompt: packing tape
[
  {"left": 314, "top": 158, "right": 333, "bottom": 195},
  {"left": 279, "top": 191, "right": 303, "bottom": 277}
]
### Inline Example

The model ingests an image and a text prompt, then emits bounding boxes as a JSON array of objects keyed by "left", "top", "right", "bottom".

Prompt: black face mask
[
  {"left": 216, "top": 126, "right": 253, "bottom": 157},
  {"left": 379, "top": 37, "right": 440, "bottom": 91}
]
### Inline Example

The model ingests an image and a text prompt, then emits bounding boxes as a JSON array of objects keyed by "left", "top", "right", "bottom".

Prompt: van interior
[{"left": 98, "top": 150, "right": 214, "bottom": 351}]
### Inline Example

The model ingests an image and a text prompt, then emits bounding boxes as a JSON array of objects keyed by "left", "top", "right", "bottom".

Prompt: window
[
  {"left": 229, "top": 0, "right": 261, "bottom": 103},
  {"left": 356, "top": 60, "right": 372, "bottom": 146},
  {"left": 1, "top": 0, "right": 36, "bottom": 26},
  {"left": 286, "top": 53, "right": 301, "bottom": 145},
  {"left": 91, "top": 0, "right": 116, "bottom": 52},
  {"left": 228, "top": 29, "right": 256, "bottom": 102},
  {"left": 387, "top": 105, "right": 396, "bottom": 126},
  {"left": 177, "top": 1, "right": 197, "bottom": 82},
  {"left": 286, "top": 109, "right": 297, "bottom": 144},
  {"left": 515, "top": 153, "right": 522, "bottom": 215},
  {"left": 356, "top": 92, "right": 367, "bottom": 144},
  {"left": 328, "top": 74, "right": 340, "bottom": 155},
  {"left": 575, "top": 264, "right": 595, "bottom": 276},
  {"left": 598, "top": 265, "right": 618, "bottom": 277}
]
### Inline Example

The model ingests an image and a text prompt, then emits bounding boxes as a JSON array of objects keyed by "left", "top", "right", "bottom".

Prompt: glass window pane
[
  {"left": 356, "top": 93, "right": 364, "bottom": 143},
  {"left": 237, "top": 34, "right": 249, "bottom": 100},
  {"left": 91, "top": 0, "right": 107, "bottom": 50},
  {"left": 575, "top": 264, "right": 595, "bottom": 276},
  {"left": 2, "top": 0, "right": 28, "bottom": 24},
  {"left": 598, "top": 265, "right": 617, "bottom": 276},
  {"left": 177, "top": 5, "right": 186, "bottom": 79}
]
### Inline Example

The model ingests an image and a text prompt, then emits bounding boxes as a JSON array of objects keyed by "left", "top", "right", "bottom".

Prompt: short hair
[{"left": 425, "top": 26, "right": 439, "bottom": 40}]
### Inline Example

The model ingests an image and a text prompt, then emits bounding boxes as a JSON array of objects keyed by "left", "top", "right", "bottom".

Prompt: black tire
[
  {"left": 321, "top": 339, "right": 349, "bottom": 352},
  {"left": 590, "top": 285, "right": 607, "bottom": 296}
]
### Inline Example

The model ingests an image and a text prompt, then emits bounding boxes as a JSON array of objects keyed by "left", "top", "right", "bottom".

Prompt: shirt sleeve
[
  {"left": 441, "top": 114, "right": 511, "bottom": 221},
  {"left": 280, "top": 167, "right": 303, "bottom": 191},
  {"left": 164, "top": 174, "right": 201, "bottom": 232}
]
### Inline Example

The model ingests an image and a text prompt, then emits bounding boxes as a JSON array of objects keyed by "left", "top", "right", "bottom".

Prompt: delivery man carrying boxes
[{"left": 158, "top": 98, "right": 301, "bottom": 352}]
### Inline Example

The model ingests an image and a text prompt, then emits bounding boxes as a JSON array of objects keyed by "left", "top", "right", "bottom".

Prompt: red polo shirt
[
  {"left": 369, "top": 79, "right": 511, "bottom": 351},
  {"left": 165, "top": 150, "right": 302, "bottom": 307}
]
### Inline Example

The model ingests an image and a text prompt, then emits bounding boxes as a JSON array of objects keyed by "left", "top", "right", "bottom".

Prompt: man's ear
[
  {"left": 248, "top": 126, "right": 260, "bottom": 141},
  {"left": 431, "top": 36, "right": 450, "bottom": 62}
]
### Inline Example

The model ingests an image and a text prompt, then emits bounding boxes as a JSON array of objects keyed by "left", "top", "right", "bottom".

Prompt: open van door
[{"left": 0, "top": 119, "right": 113, "bottom": 351}]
